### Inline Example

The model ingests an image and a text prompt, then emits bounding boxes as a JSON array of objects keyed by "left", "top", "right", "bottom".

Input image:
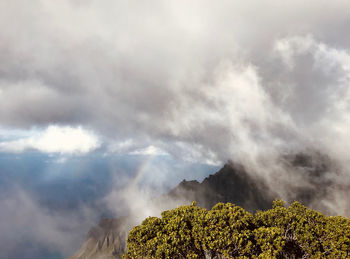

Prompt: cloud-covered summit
[
  {"left": 1, "top": 0, "right": 350, "bottom": 210},
  {"left": 1, "top": 2, "right": 350, "bottom": 258}
]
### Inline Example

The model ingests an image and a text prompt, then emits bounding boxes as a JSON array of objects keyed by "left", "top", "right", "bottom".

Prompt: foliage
[{"left": 123, "top": 200, "right": 350, "bottom": 258}]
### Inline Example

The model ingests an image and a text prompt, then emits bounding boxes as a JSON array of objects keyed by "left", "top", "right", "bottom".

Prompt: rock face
[
  {"left": 68, "top": 162, "right": 272, "bottom": 259},
  {"left": 68, "top": 154, "right": 339, "bottom": 259},
  {"left": 167, "top": 162, "right": 272, "bottom": 211},
  {"left": 68, "top": 217, "right": 133, "bottom": 259}
]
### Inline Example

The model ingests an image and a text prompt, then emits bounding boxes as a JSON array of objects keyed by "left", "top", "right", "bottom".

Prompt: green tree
[{"left": 124, "top": 200, "right": 350, "bottom": 258}]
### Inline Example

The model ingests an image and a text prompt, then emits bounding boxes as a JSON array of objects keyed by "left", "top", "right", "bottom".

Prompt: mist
[
  {"left": 1, "top": 0, "right": 350, "bottom": 258},
  {"left": 0, "top": 151, "right": 216, "bottom": 258}
]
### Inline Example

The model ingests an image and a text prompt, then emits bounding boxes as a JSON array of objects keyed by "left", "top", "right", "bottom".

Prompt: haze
[{"left": 1, "top": 1, "right": 350, "bottom": 258}]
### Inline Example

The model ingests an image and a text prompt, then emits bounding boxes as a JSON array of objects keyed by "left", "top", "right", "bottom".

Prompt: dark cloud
[{"left": 0, "top": 1, "right": 349, "bottom": 158}]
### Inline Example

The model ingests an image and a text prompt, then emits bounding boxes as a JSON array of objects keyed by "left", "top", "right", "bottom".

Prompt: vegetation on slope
[{"left": 124, "top": 200, "right": 350, "bottom": 258}]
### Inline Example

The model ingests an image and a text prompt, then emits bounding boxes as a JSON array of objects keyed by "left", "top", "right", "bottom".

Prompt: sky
[{"left": 1, "top": 0, "right": 350, "bottom": 258}]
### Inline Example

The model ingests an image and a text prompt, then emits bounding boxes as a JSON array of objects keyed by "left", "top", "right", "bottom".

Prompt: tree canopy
[{"left": 124, "top": 200, "right": 350, "bottom": 258}]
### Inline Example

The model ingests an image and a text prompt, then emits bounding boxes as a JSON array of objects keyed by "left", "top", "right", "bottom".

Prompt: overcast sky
[
  {"left": 0, "top": 0, "right": 350, "bottom": 164},
  {"left": 1, "top": 1, "right": 350, "bottom": 258}
]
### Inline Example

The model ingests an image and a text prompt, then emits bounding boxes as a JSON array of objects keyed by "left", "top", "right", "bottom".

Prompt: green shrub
[{"left": 124, "top": 200, "right": 350, "bottom": 258}]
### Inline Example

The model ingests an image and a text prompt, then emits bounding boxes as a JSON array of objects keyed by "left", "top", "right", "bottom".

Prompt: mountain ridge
[
  {"left": 68, "top": 161, "right": 274, "bottom": 259},
  {"left": 68, "top": 152, "right": 343, "bottom": 259}
]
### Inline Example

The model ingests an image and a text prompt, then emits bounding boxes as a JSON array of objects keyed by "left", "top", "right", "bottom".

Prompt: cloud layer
[
  {"left": 0, "top": 125, "right": 100, "bottom": 154},
  {"left": 0, "top": 1, "right": 349, "bottom": 161},
  {"left": 1, "top": 0, "right": 350, "bottom": 212},
  {"left": 1, "top": 3, "right": 350, "bottom": 257}
]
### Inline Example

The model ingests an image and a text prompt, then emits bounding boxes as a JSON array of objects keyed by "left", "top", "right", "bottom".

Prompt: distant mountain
[
  {"left": 68, "top": 162, "right": 274, "bottom": 259},
  {"left": 67, "top": 217, "right": 132, "bottom": 259},
  {"left": 68, "top": 153, "right": 341, "bottom": 259},
  {"left": 167, "top": 161, "right": 272, "bottom": 211}
]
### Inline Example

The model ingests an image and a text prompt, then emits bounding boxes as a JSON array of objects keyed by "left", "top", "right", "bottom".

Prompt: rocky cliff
[
  {"left": 68, "top": 217, "right": 134, "bottom": 259},
  {"left": 167, "top": 161, "right": 272, "bottom": 211},
  {"left": 68, "top": 153, "right": 339, "bottom": 259},
  {"left": 68, "top": 162, "right": 273, "bottom": 259}
]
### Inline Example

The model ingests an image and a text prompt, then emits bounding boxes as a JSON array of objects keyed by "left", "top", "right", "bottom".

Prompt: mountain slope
[
  {"left": 68, "top": 162, "right": 272, "bottom": 259},
  {"left": 68, "top": 153, "right": 342, "bottom": 259},
  {"left": 67, "top": 217, "right": 133, "bottom": 259},
  {"left": 167, "top": 162, "right": 272, "bottom": 211}
]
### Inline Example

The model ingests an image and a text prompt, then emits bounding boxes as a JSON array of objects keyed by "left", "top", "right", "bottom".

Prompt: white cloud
[
  {"left": 274, "top": 35, "right": 315, "bottom": 69},
  {"left": 107, "top": 139, "right": 136, "bottom": 154},
  {"left": 0, "top": 125, "right": 100, "bottom": 154},
  {"left": 129, "top": 145, "right": 168, "bottom": 156}
]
